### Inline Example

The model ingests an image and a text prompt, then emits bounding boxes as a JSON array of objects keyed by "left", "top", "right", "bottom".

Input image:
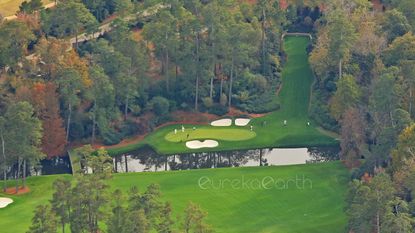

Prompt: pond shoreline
[{"left": 109, "top": 146, "right": 340, "bottom": 174}]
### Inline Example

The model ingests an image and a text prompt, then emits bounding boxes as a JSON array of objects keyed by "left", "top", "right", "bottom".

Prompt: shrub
[
  {"left": 208, "top": 104, "right": 229, "bottom": 116},
  {"left": 202, "top": 97, "right": 214, "bottom": 108},
  {"left": 149, "top": 96, "right": 170, "bottom": 115},
  {"left": 180, "top": 102, "right": 190, "bottom": 111},
  {"left": 169, "top": 100, "right": 178, "bottom": 112},
  {"left": 130, "top": 104, "right": 141, "bottom": 116},
  {"left": 120, "top": 120, "right": 140, "bottom": 137},
  {"left": 309, "top": 91, "right": 339, "bottom": 131},
  {"left": 102, "top": 129, "right": 122, "bottom": 145},
  {"left": 219, "top": 93, "right": 228, "bottom": 106},
  {"left": 69, "top": 113, "right": 91, "bottom": 140},
  {"left": 236, "top": 91, "right": 280, "bottom": 114}
]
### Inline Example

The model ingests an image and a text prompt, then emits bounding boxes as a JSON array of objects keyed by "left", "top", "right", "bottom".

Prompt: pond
[
  {"left": 31, "top": 146, "right": 339, "bottom": 176},
  {"left": 112, "top": 146, "right": 340, "bottom": 173}
]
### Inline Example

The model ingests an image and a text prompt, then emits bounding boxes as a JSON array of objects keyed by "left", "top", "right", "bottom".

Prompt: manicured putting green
[{"left": 165, "top": 128, "right": 256, "bottom": 142}]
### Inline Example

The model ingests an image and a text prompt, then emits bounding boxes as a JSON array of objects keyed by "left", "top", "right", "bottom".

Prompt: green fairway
[
  {"left": 107, "top": 36, "right": 338, "bottom": 156},
  {"left": 165, "top": 127, "right": 256, "bottom": 142},
  {"left": 0, "top": 162, "right": 349, "bottom": 233}
]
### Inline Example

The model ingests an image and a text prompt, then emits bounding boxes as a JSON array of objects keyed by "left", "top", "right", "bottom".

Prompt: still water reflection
[{"left": 113, "top": 146, "right": 340, "bottom": 173}]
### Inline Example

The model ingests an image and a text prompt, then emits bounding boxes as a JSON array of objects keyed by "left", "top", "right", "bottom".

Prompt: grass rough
[
  {"left": 0, "top": 0, "right": 52, "bottom": 17},
  {"left": 0, "top": 162, "right": 349, "bottom": 233}
]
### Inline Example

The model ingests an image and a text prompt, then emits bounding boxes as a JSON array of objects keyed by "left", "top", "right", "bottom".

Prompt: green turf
[
  {"left": 165, "top": 128, "right": 256, "bottom": 142},
  {"left": 0, "top": 162, "right": 349, "bottom": 233},
  {"left": 107, "top": 36, "right": 338, "bottom": 156},
  {"left": 0, "top": 0, "right": 52, "bottom": 17}
]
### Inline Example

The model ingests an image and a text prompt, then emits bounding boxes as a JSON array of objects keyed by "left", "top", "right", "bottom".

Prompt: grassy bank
[
  {"left": 107, "top": 36, "right": 338, "bottom": 156},
  {"left": 0, "top": 162, "right": 349, "bottom": 232}
]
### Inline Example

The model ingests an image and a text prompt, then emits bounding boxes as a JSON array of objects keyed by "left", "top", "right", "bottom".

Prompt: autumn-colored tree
[
  {"left": 340, "top": 108, "right": 367, "bottom": 167},
  {"left": 383, "top": 33, "right": 415, "bottom": 67},
  {"left": 34, "top": 37, "right": 70, "bottom": 79},
  {"left": 61, "top": 50, "right": 92, "bottom": 88},
  {"left": 38, "top": 83, "right": 66, "bottom": 158},
  {"left": 16, "top": 82, "right": 66, "bottom": 158},
  {"left": 34, "top": 38, "right": 91, "bottom": 87},
  {"left": 391, "top": 124, "right": 415, "bottom": 172}
]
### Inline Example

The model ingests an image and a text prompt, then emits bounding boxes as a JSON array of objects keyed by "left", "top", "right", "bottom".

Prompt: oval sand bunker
[
  {"left": 235, "top": 118, "right": 251, "bottom": 126},
  {"left": 0, "top": 197, "right": 13, "bottom": 208},
  {"left": 211, "top": 119, "right": 232, "bottom": 127},
  {"left": 186, "top": 140, "right": 219, "bottom": 149}
]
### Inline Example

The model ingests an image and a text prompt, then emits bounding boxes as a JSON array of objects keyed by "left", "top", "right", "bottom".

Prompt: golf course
[
  {"left": 0, "top": 35, "right": 349, "bottom": 233},
  {"left": 0, "top": 162, "right": 349, "bottom": 233},
  {"left": 107, "top": 36, "right": 338, "bottom": 156}
]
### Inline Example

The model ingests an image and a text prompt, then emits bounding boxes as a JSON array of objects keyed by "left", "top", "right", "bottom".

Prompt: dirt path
[{"left": 3, "top": 1, "right": 56, "bottom": 21}]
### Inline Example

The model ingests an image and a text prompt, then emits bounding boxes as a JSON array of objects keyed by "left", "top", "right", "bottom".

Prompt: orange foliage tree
[{"left": 16, "top": 81, "right": 67, "bottom": 158}]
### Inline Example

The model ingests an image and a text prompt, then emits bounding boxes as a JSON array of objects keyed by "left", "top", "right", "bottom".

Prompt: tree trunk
[
  {"left": 220, "top": 78, "right": 223, "bottom": 102},
  {"left": 124, "top": 154, "right": 128, "bottom": 173},
  {"left": 409, "top": 86, "right": 413, "bottom": 116},
  {"left": 376, "top": 210, "right": 380, "bottom": 233},
  {"left": 194, "top": 32, "right": 200, "bottom": 111},
  {"left": 75, "top": 34, "right": 78, "bottom": 50},
  {"left": 339, "top": 58, "right": 342, "bottom": 79},
  {"left": 91, "top": 103, "right": 96, "bottom": 144},
  {"left": 22, "top": 159, "right": 26, "bottom": 188},
  {"left": 210, "top": 30, "right": 216, "bottom": 99},
  {"left": 1, "top": 133, "right": 6, "bottom": 192},
  {"left": 259, "top": 149, "right": 263, "bottom": 166},
  {"left": 210, "top": 76, "right": 214, "bottom": 99},
  {"left": 390, "top": 111, "right": 395, "bottom": 127},
  {"left": 228, "top": 55, "right": 235, "bottom": 107},
  {"left": 165, "top": 46, "right": 170, "bottom": 93},
  {"left": 261, "top": 8, "right": 267, "bottom": 75},
  {"left": 195, "top": 75, "right": 200, "bottom": 111},
  {"left": 66, "top": 102, "right": 72, "bottom": 142},
  {"left": 124, "top": 95, "right": 129, "bottom": 120},
  {"left": 15, "top": 157, "right": 21, "bottom": 193}
]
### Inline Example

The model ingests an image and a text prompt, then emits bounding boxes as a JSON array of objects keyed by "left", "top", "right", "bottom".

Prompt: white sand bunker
[
  {"left": 186, "top": 140, "right": 219, "bottom": 149},
  {"left": 0, "top": 197, "right": 13, "bottom": 208},
  {"left": 211, "top": 119, "right": 232, "bottom": 127},
  {"left": 235, "top": 118, "right": 251, "bottom": 126}
]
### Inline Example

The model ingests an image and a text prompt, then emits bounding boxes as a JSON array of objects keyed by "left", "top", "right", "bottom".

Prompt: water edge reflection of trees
[{"left": 113, "top": 146, "right": 340, "bottom": 173}]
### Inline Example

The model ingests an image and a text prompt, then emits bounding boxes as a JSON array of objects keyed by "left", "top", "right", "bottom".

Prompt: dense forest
[
  {"left": 308, "top": 0, "right": 415, "bottom": 231},
  {"left": 2, "top": 0, "right": 415, "bottom": 232}
]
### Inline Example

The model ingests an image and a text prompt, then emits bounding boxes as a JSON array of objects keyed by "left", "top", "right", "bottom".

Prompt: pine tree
[{"left": 27, "top": 205, "right": 58, "bottom": 233}]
